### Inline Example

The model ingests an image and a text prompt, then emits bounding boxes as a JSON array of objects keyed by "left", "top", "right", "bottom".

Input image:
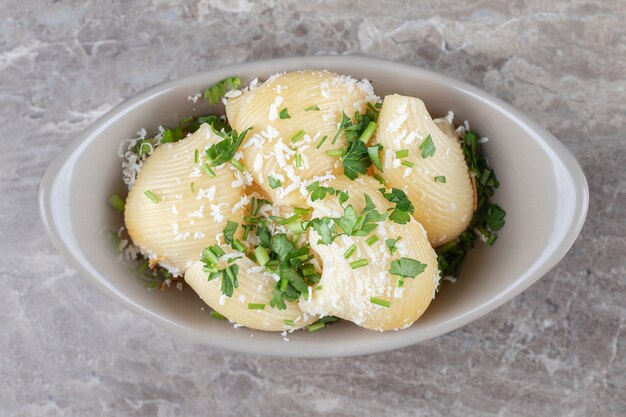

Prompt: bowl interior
[{"left": 40, "top": 57, "right": 587, "bottom": 356}]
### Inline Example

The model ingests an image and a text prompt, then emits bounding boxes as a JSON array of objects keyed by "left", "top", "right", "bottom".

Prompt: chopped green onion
[
  {"left": 244, "top": 216, "right": 260, "bottom": 224},
  {"left": 190, "top": 182, "right": 195, "bottom": 193},
  {"left": 254, "top": 246, "right": 270, "bottom": 266},
  {"left": 248, "top": 303, "right": 266, "bottom": 310},
  {"left": 434, "top": 176, "right": 447, "bottom": 183},
  {"left": 325, "top": 149, "right": 344, "bottom": 157},
  {"left": 480, "top": 169, "right": 492, "bottom": 186},
  {"left": 230, "top": 159, "right": 245, "bottom": 172},
  {"left": 279, "top": 108, "right": 290, "bottom": 119},
  {"left": 232, "top": 239, "right": 245, "bottom": 252},
  {"left": 420, "top": 134, "right": 436, "bottom": 158},
  {"left": 365, "top": 235, "right": 379, "bottom": 246},
  {"left": 374, "top": 173, "right": 387, "bottom": 185},
  {"left": 395, "top": 149, "right": 409, "bottom": 158},
  {"left": 194, "top": 149, "right": 199, "bottom": 164},
  {"left": 293, "top": 207, "right": 311, "bottom": 215},
  {"left": 144, "top": 190, "right": 159, "bottom": 204},
  {"left": 306, "top": 321, "right": 326, "bottom": 332},
  {"left": 291, "top": 130, "right": 305, "bottom": 143},
  {"left": 316, "top": 135, "right": 328, "bottom": 149},
  {"left": 359, "top": 121, "right": 377, "bottom": 144},
  {"left": 349, "top": 259, "right": 368, "bottom": 269},
  {"left": 305, "top": 105, "right": 320, "bottom": 111},
  {"left": 283, "top": 319, "right": 295, "bottom": 326},
  {"left": 370, "top": 297, "right": 391, "bottom": 308},
  {"left": 295, "top": 153, "right": 302, "bottom": 168},
  {"left": 201, "top": 163, "right": 215, "bottom": 177},
  {"left": 279, "top": 277, "right": 288, "bottom": 291},
  {"left": 209, "top": 310, "right": 226, "bottom": 319},
  {"left": 401, "top": 160, "right": 415, "bottom": 168},
  {"left": 278, "top": 213, "right": 301, "bottom": 225},
  {"left": 344, "top": 244, "right": 357, "bottom": 259},
  {"left": 301, "top": 264, "right": 317, "bottom": 276},
  {"left": 108, "top": 194, "right": 126, "bottom": 212}
]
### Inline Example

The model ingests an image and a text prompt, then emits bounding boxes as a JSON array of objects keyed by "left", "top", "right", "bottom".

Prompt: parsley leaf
[
  {"left": 419, "top": 134, "right": 436, "bottom": 158},
  {"left": 389, "top": 257, "right": 427, "bottom": 278},
  {"left": 381, "top": 188, "right": 415, "bottom": 224},
  {"left": 307, "top": 217, "right": 338, "bottom": 244},
  {"left": 342, "top": 140, "right": 372, "bottom": 180},
  {"left": 305, "top": 105, "right": 320, "bottom": 111},
  {"left": 279, "top": 108, "right": 290, "bottom": 119},
  {"left": 223, "top": 221, "right": 238, "bottom": 245},
  {"left": 268, "top": 176, "right": 282, "bottom": 189},
  {"left": 434, "top": 176, "right": 447, "bottom": 183},
  {"left": 334, "top": 205, "right": 358, "bottom": 235},
  {"left": 205, "top": 127, "right": 251, "bottom": 166},
  {"left": 485, "top": 203, "right": 506, "bottom": 231},
  {"left": 203, "top": 77, "right": 241, "bottom": 105},
  {"left": 367, "top": 144, "right": 384, "bottom": 171},
  {"left": 385, "top": 237, "right": 401, "bottom": 254},
  {"left": 306, "top": 181, "right": 336, "bottom": 202},
  {"left": 271, "top": 234, "right": 295, "bottom": 261}
]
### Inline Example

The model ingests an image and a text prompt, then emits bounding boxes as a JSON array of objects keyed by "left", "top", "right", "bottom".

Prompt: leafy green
[
  {"left": 203, "top": 77, "right": 241, "bottom": 105},
  {"left": 381, "top": 188, "right": 415, "bottom": 224},
  {"left": 223, "top": 221, "right": 238, "bottom": 245},
  {"left": 279, "top": 108, "right": 290, "bottom": 119},
  {"left": 305, "top": 105, "right": 320, "bottom": 111},
  {"left": 389, "top": 257, "right": 427, "bottom": 278},
  {"left": 306, "top": 181, "right": 337, "bottom": 202},
  {"left": 268, "top": 176, "right": 282, "bottom": 189},
  {"left": 205, "top": 128, "right": 252, "bottom": 167},
  {"left": 436, "top": 130, "right": 506, "bottom": 280}
]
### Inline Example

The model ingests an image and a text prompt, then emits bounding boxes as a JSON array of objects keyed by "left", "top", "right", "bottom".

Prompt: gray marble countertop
[{"left": 2, "top": 1, "right": 625, "bottom": 416}]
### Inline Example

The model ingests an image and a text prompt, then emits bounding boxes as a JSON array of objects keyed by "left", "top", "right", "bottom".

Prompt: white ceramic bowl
[{"left": 38, "top": 56, "right": 588, "bottom": 357}]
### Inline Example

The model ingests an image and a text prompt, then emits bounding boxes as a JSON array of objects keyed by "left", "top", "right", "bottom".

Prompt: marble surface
[{"left": 1, "top": 0, "right": 625, "bottom": 415}]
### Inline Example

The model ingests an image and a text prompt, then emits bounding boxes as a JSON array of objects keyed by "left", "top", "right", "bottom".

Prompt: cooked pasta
[
  {"left": 124, "top": 124, "right": 246, "bottom": 272},
  {"left": 374, "top": 94, "right": 474, "bottom": 246},
  {"left": 114, "top": 70, "right": 504, "bottom": 334},
  {"left": 185, "top": 256, "right": 316, "bottom": 331},
  {"left": 299, "top": 176, "right": 439, "bottom": 331},
  {"left": 225, "top": 70, "right": 378, "bottom": 207}
]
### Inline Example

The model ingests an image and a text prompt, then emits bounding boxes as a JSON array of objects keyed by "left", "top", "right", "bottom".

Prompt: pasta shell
[
  {"left": 225, "top": 70, "right": 378, "bottom": 207},
  {"left": 185, "top": 256, "right": 317, "bottom": 331},
  {"left": 299, "top": 175, "right": 440, "bottom": 331},
  {"left": 125, "top": 124, "right": 246, "bottom": 272},
  {"left": 374, "top": 94, "right": 474, "bottom": 246}
]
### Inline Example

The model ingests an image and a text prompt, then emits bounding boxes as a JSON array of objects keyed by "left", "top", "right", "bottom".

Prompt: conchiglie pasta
[
  {"left": 185, "top": 256, "right": 317, "bottom": 331},
  {"left": 375, "top": 94, "right": 474, "bottom": 246},
  {"left": 125, "top": 124, "right": 246, "bottom": 272},
  {"left": 299, "top": 176, "right": 440, "bottom": 331},
  {"left": 225, "top": 70, "right": 378, "bottom": 207}
]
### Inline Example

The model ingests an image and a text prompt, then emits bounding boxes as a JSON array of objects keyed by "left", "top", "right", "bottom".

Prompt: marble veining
[{"left": 1, "top": 1, "right": 624, "bottom": 416}]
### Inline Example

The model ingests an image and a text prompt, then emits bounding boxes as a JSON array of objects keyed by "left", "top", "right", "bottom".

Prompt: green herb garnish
[
  {"left": 434, "top": 176, "right": 447, "bottom": 183},
  {"left": 108, "top": 194, "right": 126, "bottom": 212},
  {"left": 203, "top": 77, "right": 241, "bottom": 105},
  {"left": 279, "top": 108, "right": 290, "bottom": 119},
  {"left": 268, "top": 176, "right": 282, "bottom": 189},
  {"left": 381, "top": 188, "right": 414, "bottom": 224},
  {"left": 419, "top": 134, "right": 436, "bottom": 158},
  {"left": 389, "top": 257, "right": 427, "bottom": 278},
  {"left": 305, "top": 105, "right": 320, "bottom": 111},
  {"left": 370, "top": 297, "right": 391, "bottom": 308},
  {"left": 144, "top": 190, "right": 159, "bottom": 204},
  {"left": 205, "top": 128, "right": 251, "bottom": 167}
]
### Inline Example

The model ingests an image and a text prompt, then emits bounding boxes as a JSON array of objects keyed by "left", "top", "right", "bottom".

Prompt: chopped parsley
[
  {"left": 419, "top": 134, "right": 436, "bottom": 158},
  {"left": 203, "top": 77, "right": 241, "bottom": 105},
  {"left": 108, "top": 194, "right": 126, "bottom": 213},
  {"left": 279, "top": 108, "right": 291, "bottom": 119},
  {"left": 381, "top": 188, "right": 415, "bottom": 224},
  {"left": 223, "top": 221, "right": 238, "bottom": 246},
  {"left": 389, "top": 257, "right": 427, "bottom": 278},
  {"left": 385, "top": 237, "right": 401, "bottom": 254},
  {"left": 434, "top": 176, "right": 447, "bottom": 183},
  {"left": 305, "top": 105, "right": 320, "bottom": 111},
  {"left": 205, "top": 128, "right": 252, "bottom": 167},
  {"left": 200, "top": 245, "right": 240, "bottom": 297},
  {"left": 268, "top": 176, "right": 282, "bottom": 189},
  {"left": 436, "top": 130, "right": 506, "bottom": 279}
]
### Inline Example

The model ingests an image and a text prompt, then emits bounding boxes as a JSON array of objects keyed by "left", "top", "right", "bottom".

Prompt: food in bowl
[{"left": 110, "top": 70, "right": 505, "bottom": 333}]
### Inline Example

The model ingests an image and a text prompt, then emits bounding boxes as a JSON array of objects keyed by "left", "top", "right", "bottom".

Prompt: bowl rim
[{"left": 38, "top": 55, "right": 589, "bottom": 357}]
